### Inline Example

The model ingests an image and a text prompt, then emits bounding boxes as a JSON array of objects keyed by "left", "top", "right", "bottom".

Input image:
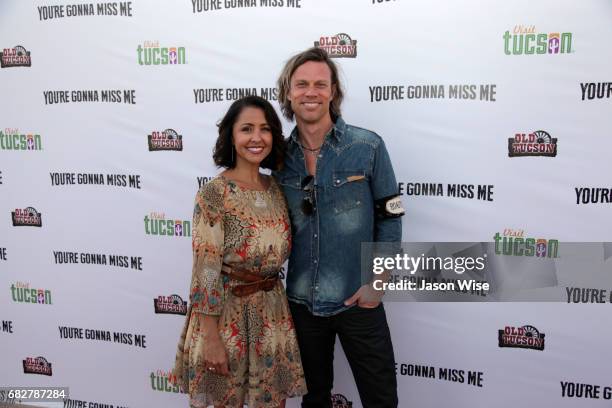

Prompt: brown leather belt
[{"left": 221, "top": 263, "right": 281, "bottom": 297}]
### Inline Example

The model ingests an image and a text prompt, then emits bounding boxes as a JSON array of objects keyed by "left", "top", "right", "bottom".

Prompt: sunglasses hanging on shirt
[{"left": 301, "top": 175, "right": 316, "bottom": 216}]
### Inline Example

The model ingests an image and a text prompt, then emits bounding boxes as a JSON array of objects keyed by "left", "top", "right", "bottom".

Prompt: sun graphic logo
[
  {"left": 498, "top": 325, "right": 545, "bottom": 351},
  {"left": 314, "top": 33, "right": 357, "bottom": 58}
]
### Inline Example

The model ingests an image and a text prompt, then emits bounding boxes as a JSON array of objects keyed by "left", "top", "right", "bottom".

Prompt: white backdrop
[{"left": 1, "top": 0, "right": 612, "bottom": 407}]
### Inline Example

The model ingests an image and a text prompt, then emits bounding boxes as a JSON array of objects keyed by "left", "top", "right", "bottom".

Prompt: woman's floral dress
[{"left": 173, "top": 175, "right": 307, "bottom": 407}]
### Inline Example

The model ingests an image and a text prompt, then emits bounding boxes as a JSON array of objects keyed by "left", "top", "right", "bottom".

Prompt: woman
[{"left": 172, "top": 96, "right": 307, "bottom": 408}]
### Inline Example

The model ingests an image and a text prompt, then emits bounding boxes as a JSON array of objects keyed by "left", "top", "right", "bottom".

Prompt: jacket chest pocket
[{"left": 332, "top": 170, "right": 368, "bottom": 214}]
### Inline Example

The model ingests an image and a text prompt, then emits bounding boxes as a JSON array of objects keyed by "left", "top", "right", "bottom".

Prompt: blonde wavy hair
[{"left": 277, "top": 47, "right": 344, "bottom": 121}]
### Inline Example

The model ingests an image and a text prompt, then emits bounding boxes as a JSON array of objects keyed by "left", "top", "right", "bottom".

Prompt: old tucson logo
[
  {"left": 12, "top": 207, "right": 42, "bottom": 227},
  {"left": 331, "top": 394, "right": 353, "bottom": 408},
  {"left": 315, "top": 33, "right": 357, "bottom": 58},
  {"left": 154, "top": 294, "right": 187, "bottom": 315},
  {"left": 508, "top": 130, "right": 557, "bottom": 157},
  {"left": 498, "top": 325, "right": 545, "bottom": 351},
  {"left": 1, "top": 45, "right": 31, "bottom": 68},
  {"left": 148, "top": 129, "right": 183, "bottom": 151},
  {"left": 23, "top": 356, "right": 52, "bottom": 376}
]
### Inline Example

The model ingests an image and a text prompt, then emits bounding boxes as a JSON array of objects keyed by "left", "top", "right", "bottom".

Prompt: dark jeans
[{"left": 289, "top": 302, "right": 398, "bottom": 408}]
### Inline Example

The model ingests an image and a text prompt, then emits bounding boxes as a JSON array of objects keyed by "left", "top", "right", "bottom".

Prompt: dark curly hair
[{"left": 213, "top": 96, "right": 285, "bottom": 170}]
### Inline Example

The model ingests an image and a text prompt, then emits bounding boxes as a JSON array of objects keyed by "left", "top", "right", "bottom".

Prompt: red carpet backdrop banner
[{"left": 1, "top": 0, "right": 611, "bottom": 407}]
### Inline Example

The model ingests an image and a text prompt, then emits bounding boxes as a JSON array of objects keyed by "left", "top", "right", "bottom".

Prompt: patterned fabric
[{"left": 173, "top": 175, "right": 307, "bottom": 407}]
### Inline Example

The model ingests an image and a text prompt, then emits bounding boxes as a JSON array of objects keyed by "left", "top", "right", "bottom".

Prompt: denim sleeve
[{"left": 371, "top": 138, "right": 403, "bottom": 243}]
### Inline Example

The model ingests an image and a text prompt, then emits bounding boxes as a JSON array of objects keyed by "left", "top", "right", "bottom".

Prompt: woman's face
[{"left": 232, "top": 106, "right": 273, "bottom": 168}]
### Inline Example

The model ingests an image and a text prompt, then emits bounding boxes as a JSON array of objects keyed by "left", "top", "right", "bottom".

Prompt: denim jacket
[{"left": 274, "top": 117, "right": 402, "bottom": 316}]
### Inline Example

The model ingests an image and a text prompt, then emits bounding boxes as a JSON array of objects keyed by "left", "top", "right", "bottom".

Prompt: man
[{"left": 274, "top": 47, "right": 404, "bottom": 408}]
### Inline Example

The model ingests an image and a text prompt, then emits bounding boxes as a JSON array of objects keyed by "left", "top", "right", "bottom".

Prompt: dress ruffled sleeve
[{"left": 189, "top": 180, "right": 226, "bottom": 316}]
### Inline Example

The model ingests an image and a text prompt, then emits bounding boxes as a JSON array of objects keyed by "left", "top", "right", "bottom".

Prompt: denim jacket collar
[{"left": 288, "top": 116, "right": 346, "bottom": 147}]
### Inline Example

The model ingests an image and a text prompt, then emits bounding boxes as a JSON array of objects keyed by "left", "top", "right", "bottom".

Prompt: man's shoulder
[{"left": 341, "top": 121, "right": 383, "bottom": 147}]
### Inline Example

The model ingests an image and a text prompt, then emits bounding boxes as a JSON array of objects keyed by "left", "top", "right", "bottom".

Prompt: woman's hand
[{"left": 201, "top": 316, "right": 230, "bottom": 376}]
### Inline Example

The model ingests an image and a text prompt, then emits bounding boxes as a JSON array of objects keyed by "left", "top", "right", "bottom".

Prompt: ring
[{"left": 208, "top": 367, "right": 215, "bottom": 371}]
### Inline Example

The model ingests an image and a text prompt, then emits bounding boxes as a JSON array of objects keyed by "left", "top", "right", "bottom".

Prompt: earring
[{"left": 231, "top": 145, "right": 234, "bottom": 165}]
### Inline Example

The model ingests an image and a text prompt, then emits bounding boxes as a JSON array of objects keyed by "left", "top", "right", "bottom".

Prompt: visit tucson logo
[
  {"left": 493, "top": 230, "right": 559, "bottom": 258},
  {"left": 137, "top": 41, "right": 186, "bottom": 65},
  {"left": 1, "top": 45, "right": 31, "bottom": 68},
  {"left": 144, "top": 212, "right": 190, "bottom": 237},
  {"left": 148, "top": 129, "right": 183, "bottom": 151},
  {"left": 504, "top": 25, "right": 572, "bottom": 55},
  {"left": 0, "top": 129, "right": 42, "bottom": 151},
  {"left": 11, "top": 282, "right": 52, "bottom": 305},
  {"left": 508, "top": 130, "right": 557, "bottom": 157}
]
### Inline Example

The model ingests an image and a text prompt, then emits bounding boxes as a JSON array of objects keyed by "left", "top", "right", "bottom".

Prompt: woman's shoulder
[{"left": 196, "top": 175, "right": 227, "bottom": 206}]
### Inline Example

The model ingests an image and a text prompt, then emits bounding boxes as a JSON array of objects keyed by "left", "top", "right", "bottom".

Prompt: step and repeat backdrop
[{"left": 1, "top": 0, "right": 612, "bottom": 407}]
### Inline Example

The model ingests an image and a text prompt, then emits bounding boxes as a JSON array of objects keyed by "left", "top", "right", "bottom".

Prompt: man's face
[{"left": 288, "top": 61, "right": 335, "bottom": 125}]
